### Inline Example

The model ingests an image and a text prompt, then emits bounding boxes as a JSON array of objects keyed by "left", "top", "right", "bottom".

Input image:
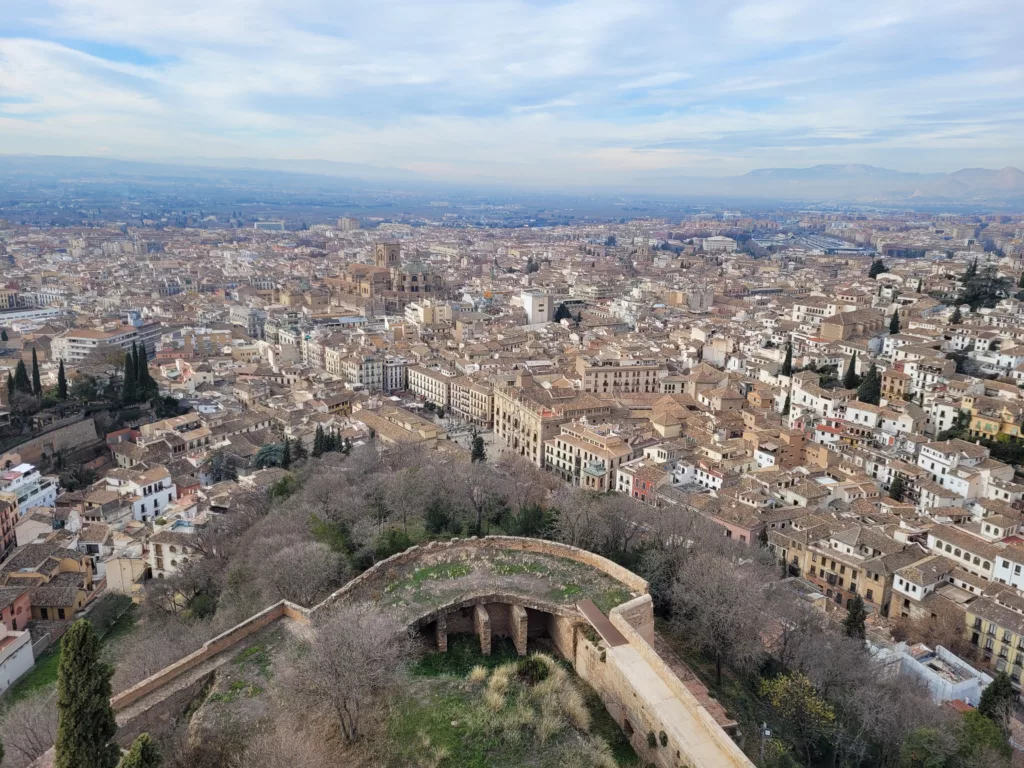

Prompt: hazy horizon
[{"left": 2, "top": 1, "right": 1023, "bottom": 186}]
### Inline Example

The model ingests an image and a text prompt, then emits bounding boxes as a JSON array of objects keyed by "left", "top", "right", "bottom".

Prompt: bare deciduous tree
[
  {"left": 670, "top": 550, "right": 772, "bottom": 685},
  {"left": 278, "top": 603, "right": 415, "bottom": 743},
  {"left": 264, "top": 540, "right": 347, "bottom": 606},
  {"left": 0, "top": 689, "right": 58, "bottom": 768}
]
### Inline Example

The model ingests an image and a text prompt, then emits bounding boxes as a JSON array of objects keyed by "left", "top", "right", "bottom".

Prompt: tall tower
[{"left": 375, "top": 242, "right": 400, "bottom": 268}]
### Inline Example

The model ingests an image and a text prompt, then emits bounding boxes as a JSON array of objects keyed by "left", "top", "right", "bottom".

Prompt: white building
[
  {"left": 521, "top": 290, "right": 553, "bottom": 325},
  {"left": 51, "top": 326, "right": 139, "bottom": 364},
  {"left": 104, "top": 466, "right": 177, "bottom": 522},
  {"left": 701, "top": 236, "right": 738, "bottom": 253},
  {"left": 873, "top": 643, "right": 991, "bottom": 707},
  {"left": 0, "top": 622, "right": 34, "bottom": 695},
  {"left": 0, "top": 464, "right": 58, "bottom": 517}
]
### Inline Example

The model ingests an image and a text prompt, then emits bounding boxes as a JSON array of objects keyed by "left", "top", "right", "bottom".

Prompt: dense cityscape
[
  {"left": 1, "top": 190, "right": 1024, "bottom": 767},
  {"left": 3, "top": 0, "right": 1024, "bottom": 766}
]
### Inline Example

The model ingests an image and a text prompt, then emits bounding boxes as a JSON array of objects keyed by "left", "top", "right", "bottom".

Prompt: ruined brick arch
[
  {"left": 410, "top": 592, "right": 579, "bottom": 631},
  {"left": 311, "top": 535, "right": 649, "bottom": 616}
]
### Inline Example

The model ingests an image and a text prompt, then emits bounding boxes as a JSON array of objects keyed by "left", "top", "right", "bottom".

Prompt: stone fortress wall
[{"left": 55, "top": 537, "right": 753, "bottom": 768}]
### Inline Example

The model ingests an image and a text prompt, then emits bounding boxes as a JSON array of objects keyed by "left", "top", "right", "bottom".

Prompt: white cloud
[{"left": 0, "top": 0, "right": 1021, "bottom": 185}]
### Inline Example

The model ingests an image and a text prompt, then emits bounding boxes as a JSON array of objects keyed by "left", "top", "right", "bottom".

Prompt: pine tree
[
  {"left": 55, "top": 620, "right": 119, "bottom": 768},
  {"left": 950, "top": 306, "right": 962, "bottom": 325},
  {"left": 312, "top": 425, "right": 325, "bottom": 457},
  {"left": 471, "top": 435, "right": 486, "bottom": 463},
  {"left": 889, "top": 476, "right": 905, "bottom": 502},
  {"left": 868, "top": 259, "right": 888, "bottom": 279},
  {"left": 843, "top": 595, "right": 867, "bottom": 639},
  {"left": 116, "top": 733, "right": 160, "bottom": 768},
  {"left": 843, "top": 352, "right": 859, "bottom": 389},
  {"left": 14, "top": 360, "right": 31, "bottom": 394},
  {"left": 31, "top": 348, "right": 42, "bottom": 395},
  {"left": 58, "top": 360, "right": 68, "bottom": 400},
  {"left": 281, "top": 438, "right": 292, "bottom": 469},
  {"left": 122, "top": 351, "right": 137, "bottom": 405},
  {"left": 857, "top": 363, "right": 881, "bottom": 405},
  {"left": 889, "top": 308, "right": 901, "bottom": 335},
  {"left": 965, "top": 257, "right": 978, "bottom": 280},
  {"left": 554, "top": 303, "right": 572, "bottom": 322},
  {"left": 781, "top": 343, "right": 793, "bottom": 376}
]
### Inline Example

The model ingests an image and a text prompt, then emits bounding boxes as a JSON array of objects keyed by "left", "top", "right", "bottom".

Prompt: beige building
[
  {"left": 450, "top": 376, "right": 494, "bottom": 428},
  {"left": 576, "top": 354, "right": 666, "bottom": 394},
  {"left": 408, "top": 366, "right": 453, "bottom": 408},
  {"left": 494, "top": 372, "right": 613, "bottom": 467},
  {"left": 544, "top": 422, "right": 633, "bottom": 491}
]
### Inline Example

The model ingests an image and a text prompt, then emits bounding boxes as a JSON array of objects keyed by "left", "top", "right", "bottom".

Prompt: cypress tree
[
  {"left": 889, "top": 308, "right": 901, "bottom": 335},
  {"left": 857, "top": 363, "right": 881, "bottom": 405},
  {"left": 281, "top": 438, "right": 292, "bottom": 469},
  {"left": 116, "top": 733, "right": 160, "bottom": 768},
  {"left": 31, "top": 348, "right": 42, "bottom": 395},
  {"left": 843, "top": 352, "right": 859, "bottom": 389},
  {"left": 1019, "top": 272, "right": 1024, "bottom": 290},
  {"left": 58, "top": 360, "right": 68, "bottom": 400},
  {"left": 950, "top": 306, "right": 962, "bottom": 325},
  {"left": 122, "top": 352, "right": 137, "bottom": 405},
  {"left": 293, "top": 436, "right": 308, "bottom": 461},
  {"left": 55, "top": 620, "right": 119, "bottom": 768},
  {"left": 843, "top": 595, "right": 867, "bottom": 639},
  {"left": 5, "top": 371, "right": 13, "bottom": 401},
  {"left": 14, "top": 360, "right": 31, "bottom": 393},
  {"left": 781, "top": 343, "right": 793, "bottom": 376},
  {"left": 964, "top": 257, "right": 978, "bottom": 280},
  {"left": 782, "top": 394, "right": 791, "bottom": 415},
  {"left": 889, "top": 476, "right": 905, "bottom": 502},
  {"left": 312, "top": 424, "right": 325, "bottom": 457},
  {"left": 132, "top": 341, "right": 141, "bottom": 383},
  {"left": 0, "top": 328, "right": 7, "bottom": 341}
]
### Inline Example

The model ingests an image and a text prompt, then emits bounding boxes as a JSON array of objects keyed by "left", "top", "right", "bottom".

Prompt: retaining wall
[{"left": 110, "top": 600, "right": 296, "bottom": 710}]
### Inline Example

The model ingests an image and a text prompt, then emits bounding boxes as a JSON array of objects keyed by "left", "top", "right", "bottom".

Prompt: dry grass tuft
[{"left": 467, "top": 664, "right": 488, "bottom": 684}]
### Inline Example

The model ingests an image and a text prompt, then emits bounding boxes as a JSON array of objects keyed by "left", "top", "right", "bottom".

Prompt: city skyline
[{"left": 1, "top": 0, "right": 1023, "bottom": 187}]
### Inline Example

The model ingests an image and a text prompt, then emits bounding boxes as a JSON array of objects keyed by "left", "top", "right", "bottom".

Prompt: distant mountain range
[
  {"left": 631, "top": 164, "right": 1024, "bottom": 203},
  {"left": 1, "top": 154, "right": 1023, "bottom": 204}
]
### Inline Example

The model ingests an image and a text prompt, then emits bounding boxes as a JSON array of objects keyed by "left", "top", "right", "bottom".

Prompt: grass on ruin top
[{"left": 386, "top": 562, "right": 473, "bottom": 594}]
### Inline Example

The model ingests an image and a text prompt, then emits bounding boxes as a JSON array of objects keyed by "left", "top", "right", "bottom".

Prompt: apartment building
[
  {"left": 383, "top": 356, "right": 408, "bottom": 393},
  {"left": 0, "top": 464, "right": 58, "bottom": 518},
  {"left": 51, "top": 325, "right": 139, "bottom": 363},
  {"left": 104, "top": 466, "right": 177, "bottom": 522},
  {"left": 408, "top": 366, "right": 453, "bottom": 408},
  {"left": 544, "top": 421, "right": 632, "bottom": 491},
  {"left": 576, "top": 354, "right": 666, "bottom": 394},
  {"left": 493, "top": 372, "right": 612, "bottom": 467},
  {"left": 149, "top": 529, "right": 199, "bottom": 580},
  {"left": 966, "top": 589, "right": 1024, "bottom": 685},
  {"left": 450, "top": 376, "right": 494, "bottom": 428}
]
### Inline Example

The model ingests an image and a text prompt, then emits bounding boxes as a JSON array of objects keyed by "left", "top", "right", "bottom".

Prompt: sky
[{"left": 1, "top": 0, "right": 1023, "bottom": 187}]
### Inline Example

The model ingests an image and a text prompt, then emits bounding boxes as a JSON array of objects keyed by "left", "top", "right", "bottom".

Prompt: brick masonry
[{"left": 473, "top": 604, "right": 491, "bottom": 656}]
